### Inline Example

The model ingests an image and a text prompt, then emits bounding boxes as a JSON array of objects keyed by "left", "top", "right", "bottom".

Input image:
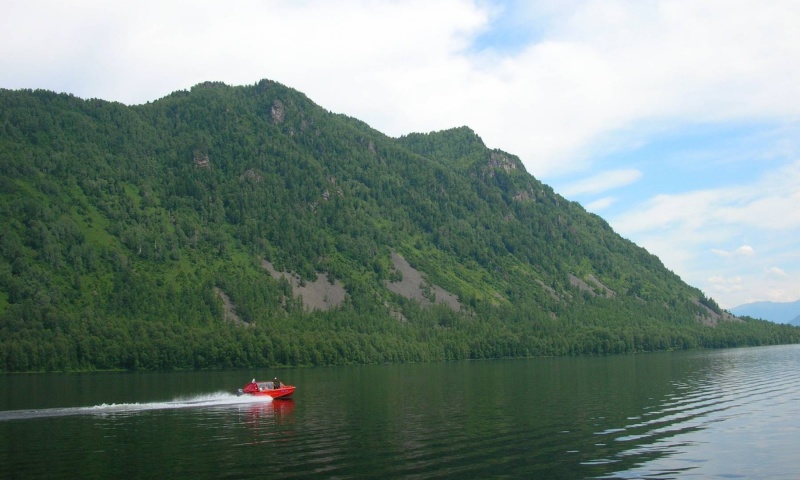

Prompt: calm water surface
[{"left": 2, "top": 345, "right": 800, "bottom": 479}]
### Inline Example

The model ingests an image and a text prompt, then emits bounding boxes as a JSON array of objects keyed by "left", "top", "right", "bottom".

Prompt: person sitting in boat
[
  {"left": 243, "top": 379, "right": 259, "bottom": 394},
  {"left": 273, "top": 377, "right": 280, "bottom": 389}
]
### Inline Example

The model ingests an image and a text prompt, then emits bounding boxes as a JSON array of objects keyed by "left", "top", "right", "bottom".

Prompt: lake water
[{"left": 2, "top": 345, "right": 800, "bottom": 479}]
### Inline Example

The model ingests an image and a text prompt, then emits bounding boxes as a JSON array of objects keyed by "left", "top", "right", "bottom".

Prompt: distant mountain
[
  {"left": 1, "top": 80, "right": 798, "bottom": 372},
  {"left": 730, "top": 300, "right": 800, "bottom": 324}
]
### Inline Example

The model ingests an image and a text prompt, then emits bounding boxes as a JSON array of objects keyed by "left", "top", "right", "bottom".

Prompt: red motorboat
[{"left": 237, "top": 378, "right": 295, "bottom": 399}]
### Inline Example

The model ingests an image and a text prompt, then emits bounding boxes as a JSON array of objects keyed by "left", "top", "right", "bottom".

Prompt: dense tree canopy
[{"left": 1, "top": 81, "right": 797, "bottom": 372}]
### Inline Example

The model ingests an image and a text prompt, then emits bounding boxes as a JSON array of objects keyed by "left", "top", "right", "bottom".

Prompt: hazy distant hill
[
  {"left": 1, "top": 80, "right": 798, "bottom": 372},
  {"left": 730, "top": 300, "right": 800, "bottom": 324}
]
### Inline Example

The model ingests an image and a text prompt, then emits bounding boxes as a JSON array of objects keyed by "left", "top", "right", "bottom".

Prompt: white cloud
[
  {"left": 614, "top": 160, "right": 800, "bottom": 236},
  {"left": 478, "top": 0, "right": 800, "bottom": 177},
  {"left": 561, "top": 169, "right": 642, "bottom": 196},
  {"left": 707, "top": 275, "right": 745, "bottom": 294},
  {"left": 737, "top": 245, "right": 755, "bottom": 256},
  {"left": 584, "top": 196, "right": 616, "bottom": 212},
  {"left": 712, "top": 245, "right": 755, "bottom": 257},
  {"left": 766, "top": 267, "right": 789, "bottom": 278}
]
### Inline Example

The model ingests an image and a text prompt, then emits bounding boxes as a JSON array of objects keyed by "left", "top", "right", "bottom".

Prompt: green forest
[{"left": 1, "top": 80, "right": 798, "bottom": 372}]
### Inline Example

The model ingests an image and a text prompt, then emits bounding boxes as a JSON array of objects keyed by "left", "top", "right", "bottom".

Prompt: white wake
[{"left": 0, "top": 391, "right": 273, "bottom": 421}]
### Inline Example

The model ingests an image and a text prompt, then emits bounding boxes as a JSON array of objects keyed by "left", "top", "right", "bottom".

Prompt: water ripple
[
  {"left": 598, "top": 347, "right": 800, "bottom": 479},
  {"left": 3, "top": 346, "right": 800, "bottom": 479}
]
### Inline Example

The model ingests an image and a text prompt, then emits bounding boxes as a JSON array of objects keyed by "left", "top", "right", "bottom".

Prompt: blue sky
[{"left": 2, "top": 0, "right": 799, "bottom": 309}]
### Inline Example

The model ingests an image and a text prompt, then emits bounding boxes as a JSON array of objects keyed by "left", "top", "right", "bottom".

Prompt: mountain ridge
[
  {"left": 730, "top": 300, "right": 800, "bottom": 325},
  {"left": 1, "top": 79, "right": 797, "bottom": 372}
]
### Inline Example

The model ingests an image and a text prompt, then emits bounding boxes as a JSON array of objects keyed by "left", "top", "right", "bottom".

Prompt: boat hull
[
  {"left": 237, "top": 381, "right": 296, "bottom": 399},
  {"left": 241, "top": 386, "right": 295, "bottom": 399}
]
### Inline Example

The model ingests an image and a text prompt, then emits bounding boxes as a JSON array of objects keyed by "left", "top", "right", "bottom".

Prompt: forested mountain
[{"left": 1, "top": 80, "right": 798, "bottom": 372}]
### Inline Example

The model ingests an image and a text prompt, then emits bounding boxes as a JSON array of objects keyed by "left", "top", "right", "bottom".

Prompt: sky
[{"left": 2, "top": 0, "right": 799, "bottom": 309}]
